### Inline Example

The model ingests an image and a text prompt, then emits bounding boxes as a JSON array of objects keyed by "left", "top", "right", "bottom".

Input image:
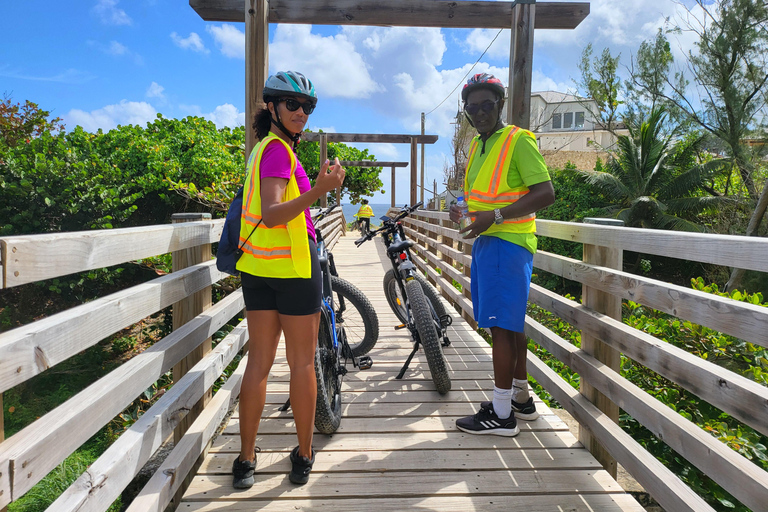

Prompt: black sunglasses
[
  {"left": 464, "top": 99, "right": 500, "bottom": 116},
  {"left": 281, "top": 97, "right": 315, "bottom": 115}
]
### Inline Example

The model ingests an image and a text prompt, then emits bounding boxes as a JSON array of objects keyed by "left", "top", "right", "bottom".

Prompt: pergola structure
[
  {"left": 190, "top": 0, "right": 589, "bottom": 206},
  {"left": 338, "top": 160, "right": 409, "bottom": 208},
  {"left": 302, "top": 132, "right": 437, "bottom": 206}
]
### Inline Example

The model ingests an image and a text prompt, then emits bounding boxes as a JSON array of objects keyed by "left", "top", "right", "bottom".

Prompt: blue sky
[{"left": 1, "top": 0, "right": 703, "bottom": 205}]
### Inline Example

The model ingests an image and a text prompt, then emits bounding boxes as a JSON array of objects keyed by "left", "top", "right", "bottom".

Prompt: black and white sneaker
[
  {"left": 481, "top": 396, "right": 539, "bottom": 421},
  {"left": 456, "top": 404, "right": 519, "bottom": 436}
]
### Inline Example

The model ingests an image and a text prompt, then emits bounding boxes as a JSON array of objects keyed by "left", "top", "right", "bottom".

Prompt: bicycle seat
[{"left": 387, "top": 239, "right": 414, "bottom": 256}]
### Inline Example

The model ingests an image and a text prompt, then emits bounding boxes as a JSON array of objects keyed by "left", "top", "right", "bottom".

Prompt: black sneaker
[
  {"left": 481, "top": 396, "right": 539, "bottom": 421},
  {"left": 289, "top": 446, "right": 315, "bottom": 485},
  {"left": 456, "top": 403, "right": 519, "bottom": 437},
  {"left": 232, "top": 449, "right": 258, "bottom": 489}
]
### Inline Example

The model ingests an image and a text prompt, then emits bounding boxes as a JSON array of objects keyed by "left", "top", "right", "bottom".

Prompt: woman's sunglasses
[
  {"left": 281, "top": 97, "right": 316, "bottom": 115},
  {"left": 464, "top": 99, "right": 500, "bottom": 116}
]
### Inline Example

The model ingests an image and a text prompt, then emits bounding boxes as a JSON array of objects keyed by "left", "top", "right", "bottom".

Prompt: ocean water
[{"left": 341, "top": 203, "right": 393, "bottom": 227}]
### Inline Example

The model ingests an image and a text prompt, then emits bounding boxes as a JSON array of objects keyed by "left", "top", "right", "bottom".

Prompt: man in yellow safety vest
[
  {"left": 354, "top": 199, "right": 374, "bottom": 234},
  {"left": 451, "top": 73, "right": 555, "bottom": 437}
]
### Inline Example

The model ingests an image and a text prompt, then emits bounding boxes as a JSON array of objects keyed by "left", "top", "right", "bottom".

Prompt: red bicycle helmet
[{"left": 461, "top": 73, "right": 505, "bottom": 102}]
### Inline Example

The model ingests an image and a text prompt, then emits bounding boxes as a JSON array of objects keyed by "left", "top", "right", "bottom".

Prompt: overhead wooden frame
[{"left": 338, "top": 160, "right": 409, "bottom": 207}]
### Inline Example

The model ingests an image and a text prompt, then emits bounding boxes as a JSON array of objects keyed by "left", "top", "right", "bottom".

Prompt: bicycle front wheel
[
  {"left": 405, "top": 279, "right": 451, "bottom": 394},
  {"left": 384, "top": 270, "right": 447, "bottom": 326},
  {"left": 314, "top": 314, "right": 342, "bottom": 434},
  {"left": 331, "top": 276, "right": 379, "bottom": 357}
]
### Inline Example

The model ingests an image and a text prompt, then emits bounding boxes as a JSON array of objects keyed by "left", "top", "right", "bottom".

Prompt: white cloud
[
  {"left": 92, "top": 0, "right": 131, "bottom": 26},
  {"left": 0, "top": 66, "right": 95, "bottom": 84},
  {"left": 205, "top": 103, "right": 245, "bottom": 128},
  {"left": 270, "top": 25, "right": 382, "bottom": 99},
  {"left": 88, "top": 40, "right": 143, "bottom": 65},
  {"left": 170, "top": 32, "right": 209, "bottom": 54},
  {"left": 146, "top": 82, "right": 165, "bottom": 99},
  {"left": 207, "top": 24, "right": 244, "bottom": 59},
  {"left": 66, "top": 100, "right": 156, "bottom": 132}
]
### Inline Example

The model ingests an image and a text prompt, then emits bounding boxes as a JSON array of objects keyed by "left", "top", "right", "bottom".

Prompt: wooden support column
[
  {"left": 391, "top": 166, "right": 396, "bottom": 207},
  {"left": 245, "top": 0, "right": 269, "bottom": 160},
  {"left": 508, "top": 1, "right": 535, "bottom": 129},
  {"left": 420, "top": 112, "right": 425, "bottom": 204},
  {"left": 410, "top": 137, "right": 418, "bottom": 206},
  {"left": 319, "top": 133, "right": 328, "bottom": 207},
  {"left": 579, "top": 226, "right": 623, "bottom": 478},
  {"left": 170, "top": 212, "right": 213, "bottom": 505},
  {"left": 0, "top": 391, "right": 4, "bottom": 512}
]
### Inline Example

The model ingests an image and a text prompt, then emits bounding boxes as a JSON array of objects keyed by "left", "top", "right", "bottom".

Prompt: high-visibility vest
[
  {"left": 464, "top": 125, "right": 537, "bottom": 236},
  {"left": 355, "top": 205, "right": 374, "bottom": 218},
  {"left": 235, "top": 133, "right": 311, "bottom": 278}
]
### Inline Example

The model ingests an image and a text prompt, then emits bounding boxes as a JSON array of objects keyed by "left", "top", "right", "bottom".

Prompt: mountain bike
[
  {"left": 355, "top": 202, "right": 452, "bottom": 395},
  {"left": 281, "top": 205, "right": 379, "bottom": 434}
]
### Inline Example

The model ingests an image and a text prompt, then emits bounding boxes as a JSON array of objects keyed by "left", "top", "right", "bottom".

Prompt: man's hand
[
  {"left": 459, "top": 210, "right": 494, "bottom": 238},
  {"left": 449, "top": 203, "right": 463, "bottom": 223},
  {"left": 315, "top": 157, "right": 346, "bottom": 193}
]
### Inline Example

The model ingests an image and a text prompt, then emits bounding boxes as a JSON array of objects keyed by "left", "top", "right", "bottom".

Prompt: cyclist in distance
[
  {"left": 354, "top": 199, "right": 374, "bottom": 233},
  {"left": 451, "top": 73, "right": 555, "bottom": 437},
  {"left": 233, "top": 71, "right": 345, "bottom": 488}
]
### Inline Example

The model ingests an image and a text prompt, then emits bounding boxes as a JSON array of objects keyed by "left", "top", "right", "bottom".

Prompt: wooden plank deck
[{"left": 180, "top": 233, "right": 644, "bottom": 511}]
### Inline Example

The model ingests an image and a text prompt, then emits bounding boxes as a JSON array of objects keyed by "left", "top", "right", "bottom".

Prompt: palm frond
[
  {"left": 659, "top": 158, "right": 731, "bottom": 199},
  {"left": 652, "top": 213, "right": 706, "bottom": 232},
  {"left": 564, "top": 168, "right": 632, "bottom": 203},
  {"left": 664, "top": 195, "right": 735, "bottom": 215}
]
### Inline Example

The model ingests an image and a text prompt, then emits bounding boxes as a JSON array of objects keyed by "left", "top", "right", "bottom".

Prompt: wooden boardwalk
[{"left": 180, "top": 233, "right": 644, "bottom": 511}]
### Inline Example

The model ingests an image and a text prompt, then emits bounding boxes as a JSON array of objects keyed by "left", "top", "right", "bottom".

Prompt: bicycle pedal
[
  {"left": 394, "top": 323, "right": 407, "bottom": 330},
  {"left": 440, "top": 314, "right": 453, "bottom": 328},
  {"left": 441, "top": 338, "right": 451, "bottom": 347},
  {"left": 357, "top": 356, "right": 373, "bottom": 370}
]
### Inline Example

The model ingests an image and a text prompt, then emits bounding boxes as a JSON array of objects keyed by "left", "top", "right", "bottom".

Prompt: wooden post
[
  {"left": 391, "top": 166, "right": 396, "bottom": 207},
  {"left": 579, "top": 218, "right": 623, "bottom": 478},
  {"left": 320, "top": 133, "right": 328, "bottom": 207},
  {"left": 410, "top": 137, "right": 418, "bottom": 207},
  {"left": 433, "top": 180, "right": 437, "bottom": 210},
  {"left": 170, "top": 212, "right": 213, "bottom": 505},
  {"left": 0, "top": 391, "right": 3, "bottom": 512},
  {"left": 508, "top": 1, "right": 535, "bottom": 129},
  {"left": 420, "top": 112, "right": 425, "bottom": 204},
  {"left": 245, "top": 0, "right": 269, "bottom": 160}
]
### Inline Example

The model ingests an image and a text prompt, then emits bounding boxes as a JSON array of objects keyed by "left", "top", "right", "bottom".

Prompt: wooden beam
[
  {"left": 320, "top": 133, "right": 328, "bottom": 207},
  {"left": 508, "top": 2, "right": 535, "bottom": 128},
  {"left": 302, "top": 132, "right": 438, "bottom": 144},
  {"left": 190, "top": 0, "right": 590, "bottom": 30},
  {"left": 338, "top": 161, "right": 408, "bottom": 167},
  {"left": 245, "top": 0, "right": 268, "bottom": 159}
]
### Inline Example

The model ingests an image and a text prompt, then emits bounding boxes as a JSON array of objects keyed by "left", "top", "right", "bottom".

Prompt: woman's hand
[{"left": 315, "top": 157, "right": 346, "bottom": 193}]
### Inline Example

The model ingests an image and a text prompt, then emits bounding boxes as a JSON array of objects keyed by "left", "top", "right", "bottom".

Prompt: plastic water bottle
[{"left": 456, "top": 196, "right": 472, "bottom": 237}]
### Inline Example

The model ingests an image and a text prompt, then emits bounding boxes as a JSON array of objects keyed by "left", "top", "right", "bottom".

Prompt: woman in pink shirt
[{"left": 232, "top": 71, "right": 345, "bottom": 489}]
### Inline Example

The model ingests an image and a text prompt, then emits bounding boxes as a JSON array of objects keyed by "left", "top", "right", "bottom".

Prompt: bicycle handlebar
[
  {"left": 354, "top": 202, "right": 423, "bottom": 247},
  {"left": 312, "top": 204, "right": 338, "bottom": 224}
]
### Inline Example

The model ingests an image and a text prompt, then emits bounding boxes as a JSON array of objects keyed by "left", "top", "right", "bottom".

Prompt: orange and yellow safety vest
[
  {"left": 236, "top": 133, "right": 311, "bottom": 278},
  {"left": 464, "top": 125, "right": 537, "bottom": 236}
]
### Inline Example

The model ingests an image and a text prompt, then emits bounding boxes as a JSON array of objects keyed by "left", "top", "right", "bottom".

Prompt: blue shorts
[{"left": 470, "top": 236, "right": 533, "bottom": 333}]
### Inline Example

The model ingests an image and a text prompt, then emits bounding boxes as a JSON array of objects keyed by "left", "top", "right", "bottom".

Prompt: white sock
[
  {"left": 492, "top": 386, "right": 513, "bottom": 419},
  {"left": 512, "top": 378, "right": 530, "bottom": 403}
]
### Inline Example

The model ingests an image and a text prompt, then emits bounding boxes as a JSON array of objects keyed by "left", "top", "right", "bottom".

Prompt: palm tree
[{"left": 568, "top": 107, "right": 732, "bottom": 231}]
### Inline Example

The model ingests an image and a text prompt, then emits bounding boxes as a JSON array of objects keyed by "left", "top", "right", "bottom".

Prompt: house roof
[{"left": 531, "top": 91, "right": 586, "bottom": 104}]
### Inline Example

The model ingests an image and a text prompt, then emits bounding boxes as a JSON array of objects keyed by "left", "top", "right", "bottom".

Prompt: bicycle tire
[
  {"left": 331, "top": 276, "right": 379, "bottom": 357},
  {"left": 314, "top": 314, "right": 342, "bottom": 434},
  {"left": 405, "top": 279, "right": 451, "bottom": 394},
  {"left": 384, "top": 269, "right": 447, "bottom": 325}
]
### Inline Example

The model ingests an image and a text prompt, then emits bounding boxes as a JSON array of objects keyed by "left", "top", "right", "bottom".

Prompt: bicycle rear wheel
[
  {"left": 405, "top": 279, "right": 451, "bottom": 394},
  {"left": 314, "top": 313, "right": 342, "bottom": 434},
  {"left": 331, "top": 276, "right": 379, "bottom": 357}
]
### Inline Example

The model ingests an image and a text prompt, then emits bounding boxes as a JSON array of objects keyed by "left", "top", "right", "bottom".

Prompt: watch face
[{"left": 494, "top": 209, "right": 503, "bottom": 224}]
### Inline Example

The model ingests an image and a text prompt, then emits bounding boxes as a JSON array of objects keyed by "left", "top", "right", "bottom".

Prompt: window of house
[
  {"left": 575, "top": 111, "right": 585, "bottom": 128},
  {"left": 564, "top": 112, "right": 573, "bottom": 129},
  {"left": 552, "top": 113, "right": 561, "bottom": 129}
]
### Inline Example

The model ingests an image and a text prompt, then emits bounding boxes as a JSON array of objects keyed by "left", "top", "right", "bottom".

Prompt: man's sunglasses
[
  {"left": 464, "top": 99, "right": 500, "bottom": 116},
  {"left": 281, "top": 97, "right": 316, "bottom": 115}
]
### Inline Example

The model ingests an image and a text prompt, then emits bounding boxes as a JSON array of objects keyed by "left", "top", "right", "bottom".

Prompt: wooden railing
[
  {"left": 0, "top": 209, "right": 345, "bottom": 512},
  {"left": 397, "top": 208, "right": 768, "bottom": 512}
]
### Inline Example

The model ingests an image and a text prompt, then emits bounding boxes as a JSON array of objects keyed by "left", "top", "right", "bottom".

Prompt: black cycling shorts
[{"left": 241, "top": 238, "right": 322, "bottom": 316}]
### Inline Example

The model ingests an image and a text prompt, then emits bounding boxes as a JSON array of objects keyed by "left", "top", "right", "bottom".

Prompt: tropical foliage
[{"left": 564, "top": 107, "right": 732, "bottom": 231}]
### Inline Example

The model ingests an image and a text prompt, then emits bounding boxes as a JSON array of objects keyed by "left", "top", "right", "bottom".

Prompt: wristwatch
[{"left": 493, "top": 208, "right": 504, "bottom": 225}]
